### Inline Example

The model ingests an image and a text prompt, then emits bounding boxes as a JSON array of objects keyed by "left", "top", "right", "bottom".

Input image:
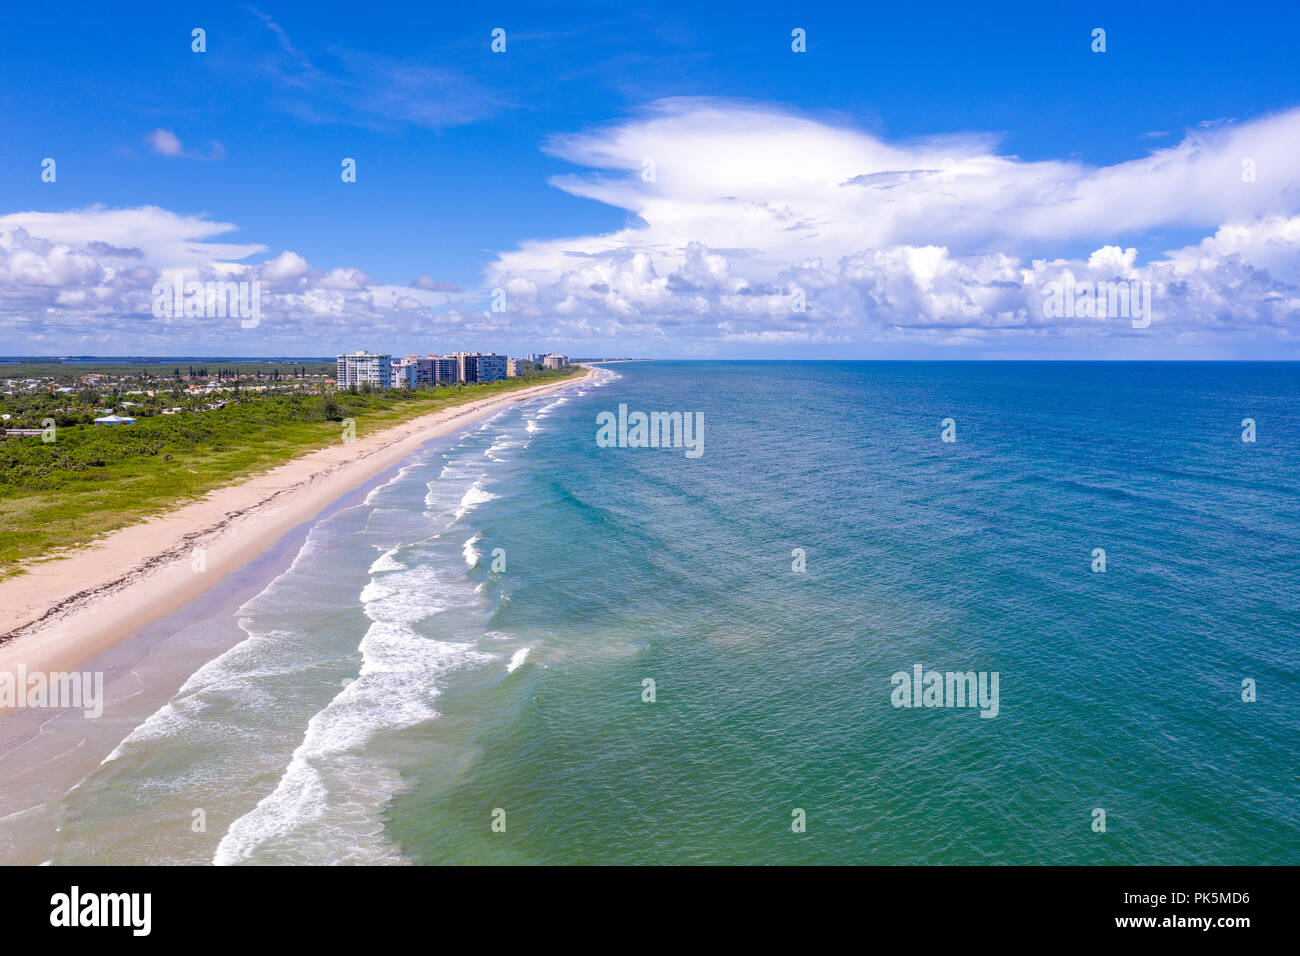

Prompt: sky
[{"left": 0, "top": 0, "right": 1298, "bottom": 358}]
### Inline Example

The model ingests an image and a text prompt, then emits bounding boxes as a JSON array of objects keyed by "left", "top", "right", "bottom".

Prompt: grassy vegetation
[{"left": 0, "top": 366, "right": 582, "bottom": 575}]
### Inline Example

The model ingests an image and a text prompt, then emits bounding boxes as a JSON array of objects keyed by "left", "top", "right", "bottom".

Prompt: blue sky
[{"left": 1, "top": 1, "right": 1299, "bottom": 357}]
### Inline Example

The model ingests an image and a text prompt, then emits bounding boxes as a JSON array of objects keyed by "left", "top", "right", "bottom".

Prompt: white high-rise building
[
  {"left": 337, "top": 351, "right": 393, "bottom": 389},
  {"left": 543, "top": 354, "right": 567, "bottom": 369},
  {"left": 391, "top": 359, "right": 419, "bottom": 388}
]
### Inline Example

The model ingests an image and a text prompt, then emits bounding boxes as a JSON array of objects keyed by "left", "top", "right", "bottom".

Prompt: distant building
[
  {"left": 451, "top": 351, "right": 480, "bottom": 383},
  {"left": 391, "top": 359, "right": 420, "bottom": 388},
  {"left": 426, "top": 355, "right": 458, "bottom": 385},
  {"left": 506, "top": 359, "right": 521, "bottom": 377},
  {"left": 337, "top": 351, "right": 393, "bottom": 390},
  {"left": 543, "top": 354, "right": 568, "bottom": 369},
  {"left": 93, "top": 414, "right": 137, "bottom": 425},
  {"left": 449, "top": 351, "right": 507, "bottom": 383},
  {"left": 477, "top": 353, "right": 508, "bottom": 382}
]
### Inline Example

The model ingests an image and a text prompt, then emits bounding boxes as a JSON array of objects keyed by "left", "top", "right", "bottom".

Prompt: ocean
[{"left": 26, "top": 362, "right": 1300, "bottom": 864}]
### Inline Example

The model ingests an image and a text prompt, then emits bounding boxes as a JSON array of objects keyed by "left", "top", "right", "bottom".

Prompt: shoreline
[
  {"left": 0, "top": 424, "right": 465, "bottom": 864},
  {"left": 0, "top": 370, "right": 588, "bottom": 688}
]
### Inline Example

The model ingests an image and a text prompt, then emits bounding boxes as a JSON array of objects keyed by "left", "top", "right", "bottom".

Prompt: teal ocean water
[{"left": 36, "top": 362, "right": 1300, "bottom": 864}]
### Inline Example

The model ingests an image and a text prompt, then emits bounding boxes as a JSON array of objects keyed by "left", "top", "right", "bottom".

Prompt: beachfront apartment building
[
  {"left": 477, "top": 353, "right": 508, "bottom": 382},
  {"left": 391, "top": 358, "right": 420, "bottom": 388},
  {"left": 337, "top": 351, "right": 392, "bottom": 390},
  {"left": 527, "top": 352, "right": 568, "bottom": 369},
  {"left": 337, "top": 351, "right": 512, "bottom": 389},
  {"left": 452, "top": 351, "right": 508, "bottom": 383},
  {"left": 427, "top": 355, "right": 459, "bottom": 385},
  {"left": 393, "top": 354, "right": 455, "bottom": 386}
]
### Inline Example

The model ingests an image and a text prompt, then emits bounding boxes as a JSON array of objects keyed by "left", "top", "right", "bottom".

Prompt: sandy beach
[{"left": 0, "top": 371, "right": 587, "bottom": 688}]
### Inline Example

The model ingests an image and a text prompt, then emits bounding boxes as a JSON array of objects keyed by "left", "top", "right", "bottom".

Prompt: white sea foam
[
  {"left": 359, "top": 564, "right": 455, "bottom": 625},
  {"left": 96, "top": 622, "right": 301, "bottom": 767},
  {"left": 506, "top": 646, "right": 532, "bottom": 673},
  {"left": 538, "top": 396, "right": 569, "bottom": 415},
  {"left": 214, "top": 618, "right": 495, "bottom": 864},
  {"left": 485, "top": 436, "right": 521, "bottom": 460},
  {"left": 463, "top": 532, "right": 482, "bottom": 567},
  {"left": 368, "top": 547, "right": 404, "bottom": 575},
  {"left": 454, "top": 480, "right": 498, "bottom": 520},
  {"left": 86, "top": 391, "right": 543, "bottom": 865},
  {"left": 213, "top": 509, "right": 498, "bottom": 865},
  {"left": 425, "top": 469, "right": 479, "bottom": 515},
  {"left": 362, "top": 457, "right": 426, "bottom": 506},
  {"left": 93, "top": 510, "right": 351, "bottom": 773}
]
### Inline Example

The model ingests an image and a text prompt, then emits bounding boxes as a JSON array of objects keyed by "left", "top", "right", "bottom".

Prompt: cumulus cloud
[
  {"left": 484, "top": 98, "right": 1300, "bottom": 355},
  {"left": 0, "top": 207, "right": 261, "bottom": 273},
  {"left": 1166, "top": 215, "right": 1300, "bottom": 285},
  {"left": 259, "top": 250, "right": 311, "bottom": 282},
  {"left": 3, "top": 99, "right": 1300, "bottom": 356},
  {"left": 0, "top": 207, "right": 468, "bottom": 353}
]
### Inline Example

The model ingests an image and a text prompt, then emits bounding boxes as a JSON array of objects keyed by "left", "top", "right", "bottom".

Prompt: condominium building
[
  {"left": 337, "top": 351, "right": 392, "bottom": 389},
  {"left": 451, "top": 351, "right": 507, "bottom": 383},
  {"left": 449, "top": 351, "right": 474, "bottom": 383},
  {"left": 391, "top": 359, "right": 419, "bottom": 388},
  {"left": 427, "top": 355, "right": 458, "bottom": 385},
  {"left": 385, "top": 354, "right": 458, "bottom": 387},
  {"left": 477, "top": 352, "right": 508, "bottom": 382},
  {"left": 543, "top": 353, "right": 568, "bottom": 369},
  {"left": 506, "top": 358, "right": 521, "bottom": 377},
  {"left": 337, "top": 350, "right": 511, "bottom": 389}
]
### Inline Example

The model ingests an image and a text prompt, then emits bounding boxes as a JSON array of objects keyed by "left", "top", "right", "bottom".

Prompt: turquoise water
[{"left": 39, "top": 362, "right": 1300, "bottom": 864}]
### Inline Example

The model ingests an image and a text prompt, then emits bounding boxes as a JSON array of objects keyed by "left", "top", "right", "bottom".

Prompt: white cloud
[
  {"left": 0, "top": 207, "right": 464, "bottom": 353},
  {"left": 0, "top": 207, "right": 262, "bottom": 273},
  {"left": 484, "top": 98, "right": 1300, "bottom": 355},
  {"left": 146, "top": 129, "right": 183, "bottom": 157},
  {"left": 145, "top": 129, "right": 225, "bottom": 161},
  {"left": 1166, "top": 215, "right": 1300, "bottom": 285},
  {"left": 3, "top": 100, "right": 1300, "bottom": 356},
  {"left": 260, "top": 250, "right": 311, "bottom": 281}
]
